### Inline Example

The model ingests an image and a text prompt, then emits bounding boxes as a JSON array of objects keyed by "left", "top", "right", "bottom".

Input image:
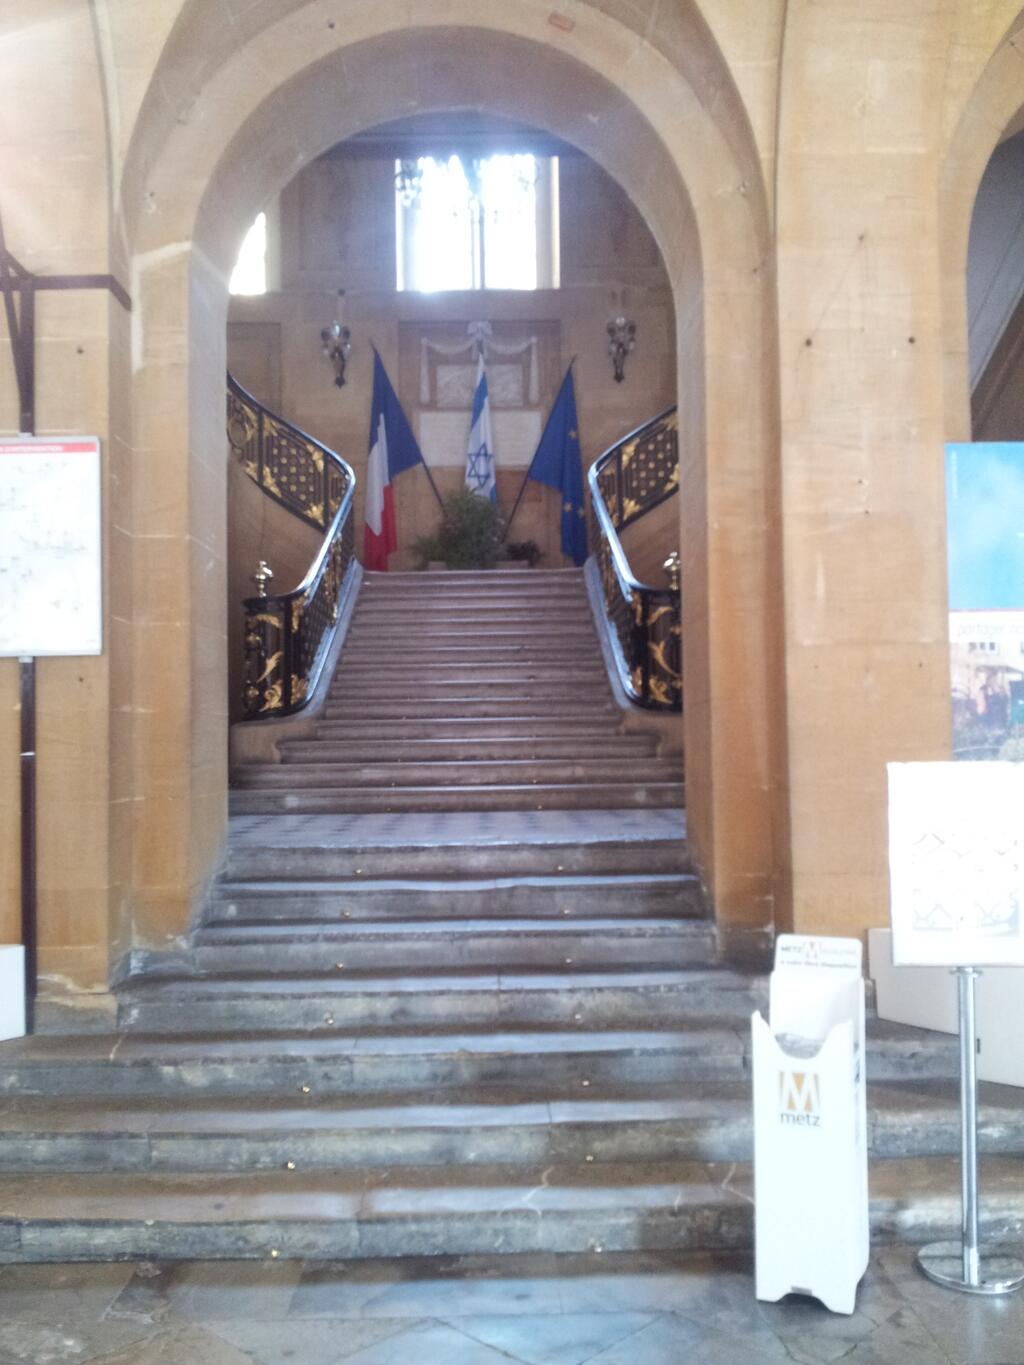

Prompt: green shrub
[{"left": 413, "top": 490, "right": 507, "bottom": 570}]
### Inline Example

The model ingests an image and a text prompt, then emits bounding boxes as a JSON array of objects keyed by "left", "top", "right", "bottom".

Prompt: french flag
[{"left": 364, "top": 349, "right": 426, "bottom": 571}]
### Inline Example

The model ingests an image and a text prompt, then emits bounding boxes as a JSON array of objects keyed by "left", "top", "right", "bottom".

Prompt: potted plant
[
  {"left": 412, "top": 490, "right": 507, "bottom": 570},
  {"left": 502, "top": 539, "right": 542, "bottom": 568}
]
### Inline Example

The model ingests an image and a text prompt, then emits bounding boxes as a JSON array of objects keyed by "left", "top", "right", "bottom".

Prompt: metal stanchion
[{"left": 916, "top": 966, "right": 1024, "bottom": 1296}]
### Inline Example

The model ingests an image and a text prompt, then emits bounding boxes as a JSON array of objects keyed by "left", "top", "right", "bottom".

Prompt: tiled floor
[{"left": 0, "top": 1248, "right": 1021, "bottom": 1364}]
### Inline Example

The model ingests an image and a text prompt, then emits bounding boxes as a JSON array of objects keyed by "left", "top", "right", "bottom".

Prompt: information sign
[
  {"left": 888, "top": 761, "right": 1024, "bottom": 967},
  {"left": 0, "top": 438, "right": 102, "bottom": 657}
]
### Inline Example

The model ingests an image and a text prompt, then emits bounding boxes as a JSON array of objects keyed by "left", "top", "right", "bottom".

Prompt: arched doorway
[{"left": 121, "top": 8, "right": 781, "bottom": 959}]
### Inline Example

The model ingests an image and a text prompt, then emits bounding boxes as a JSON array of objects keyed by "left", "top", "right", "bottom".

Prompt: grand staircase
[
  {"left": 0, "top": 569, "right": 1022, "bottom": 1261},
  {"left": 231, "top": 569, "right": 685, "bottom": 814}
]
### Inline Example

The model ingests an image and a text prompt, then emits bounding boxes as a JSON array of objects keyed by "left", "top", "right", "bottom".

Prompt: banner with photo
[{"left": 946, "top": 441, "right": 1024, "bottom": 760}]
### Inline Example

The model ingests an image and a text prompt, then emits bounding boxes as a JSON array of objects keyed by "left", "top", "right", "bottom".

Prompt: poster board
[
  {"left": 887, "top": 761, "right": 1024, "bottom": 967},
  {"left": 946, "top": 442, "right": 1024, "bottom": 759},
  {"left": 0, "top": 438, "right": 102, "bottom": 657}
]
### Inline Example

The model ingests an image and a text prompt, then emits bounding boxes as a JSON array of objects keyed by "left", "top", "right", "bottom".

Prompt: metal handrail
[
  {"left": 588, "top": 406, "right": 681, "bottom": 711},
  {"left": 228, "top": 373, "right": 357, "bottom": 719}
]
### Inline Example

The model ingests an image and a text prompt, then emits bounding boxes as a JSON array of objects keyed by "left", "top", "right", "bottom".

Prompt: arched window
[{"left": 396, "top": 154, "right": 559, "bottom": 292}]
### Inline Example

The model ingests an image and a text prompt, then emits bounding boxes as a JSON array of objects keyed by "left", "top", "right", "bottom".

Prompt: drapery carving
[{"left": 419, "top": 321, "right": 539, "bottom": 405}]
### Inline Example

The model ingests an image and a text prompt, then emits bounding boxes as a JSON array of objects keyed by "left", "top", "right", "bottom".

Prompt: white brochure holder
[
  {"left": 752, "top": 934, "right": 868, "bottom": 1316},
  {"left": 0, "top": 946, "right": 26, "bottom": 1041}
]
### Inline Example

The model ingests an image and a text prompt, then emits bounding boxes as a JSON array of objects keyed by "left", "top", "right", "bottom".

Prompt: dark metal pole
[
  {"left": 21, "top": 276, "right": 35, "bottom": 436},
  {"left": 19, "top": 658, "right": 36, "bottom": 1034},
  {"left": 420, "top": 458, "right": 445, "bottom": 513},
  {"left": 504, "top": 466, "right": 533, "bottom": 539}
]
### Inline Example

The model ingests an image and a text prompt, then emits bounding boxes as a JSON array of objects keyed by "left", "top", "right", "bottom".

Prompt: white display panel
[
  {"left": 0, "top": 438, "right": 102, "bottom": 657},
  {"left": 888, "top": 761, "right": 1024, "bottom": 967}
]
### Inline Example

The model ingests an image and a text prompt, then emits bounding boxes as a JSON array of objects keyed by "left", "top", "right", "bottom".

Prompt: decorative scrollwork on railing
[
  {"left": 588, "top": 407, "right": 681, "bottom": 711},
  {"left": 230, "top": 373, "right": 356, "bottom": 720}
]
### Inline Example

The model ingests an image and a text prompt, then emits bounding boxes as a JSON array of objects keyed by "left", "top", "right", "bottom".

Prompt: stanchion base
[{"left": 916, "top": 1242, "right": 1024, "bottom": 1295}]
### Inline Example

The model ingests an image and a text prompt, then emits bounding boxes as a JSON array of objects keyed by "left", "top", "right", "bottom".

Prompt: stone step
[
  {"left": 221, "top": 825, "right": 691, "bottom": 882},
  {"left": 189, "top": 917, "right": 713, "bottom": 973},
  {"left": 321, "top": 699, "right": 621, "bottom": 720},
  {"left": 0, "top": 1157, "right": 1020, "bottom": 1262},
  {"left": 330, "top": 665, "right": 608, "bottom": 686},
  {"left": 0, "top": 1020, "right": 960, "bottom": 1101},
  {"left": 277, "top": 736, "right": 661, "bottom": 764},
  {"left": 361, "top": 580, "right": 587, "bottom": 593},
  {"left": 360, "top": 577, "right": 587, "bottom": 594},
  {"left": 357, "top": 595, "right": 589, "bottom": 611},
  {"left": 0, "top": 1078, "right": 1015, "bottom": 1175},
  {"left": 227, "top": 781, "right": 686, "bottom": 815},
  {"left": 351, "top": 611, "right": 590, "bottom": 630},
  {"left": 117, "top": 967, "right": 764, "bottom": 1033},
  {"left": 365, "top": 569, "right": 581, "bottom": 584},
  {"left": 232, "top": 759, "right": 682, "bottom": 790},
  {"left": 355, "top": 624, "right": 599, "bottom": 642},
  {"left": 208, "top": 873, "right": 704, "bottom": 922},
  {"left": 361, "top": 580, "right": 588, "bottom": 597},
  {"left": 339, "top": 643, "right": 597, "bottom": 661},
  {"left": 312, "top": 718, "right": 631, "bottom": 740},
  {"left": 326, "top": 680, "right": 612, "bottom": 703}
]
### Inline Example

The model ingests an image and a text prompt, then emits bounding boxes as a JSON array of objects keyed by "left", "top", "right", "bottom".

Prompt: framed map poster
[{"left": 0, "top": 438, "right": 103, "bottom": 657}]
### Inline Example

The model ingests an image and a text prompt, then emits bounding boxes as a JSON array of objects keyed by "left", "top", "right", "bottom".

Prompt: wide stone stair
[
  {"left": 230, "top": 569, "right": 685, "bottom": 814},
  {"left": 0, "top": 570, "right": 1020, "bottom": 1261}
]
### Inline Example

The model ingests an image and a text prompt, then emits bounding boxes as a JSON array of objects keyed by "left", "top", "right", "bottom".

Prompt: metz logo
[{"left": 778, "top": 1069, "right": 822, "bottom": 1127}]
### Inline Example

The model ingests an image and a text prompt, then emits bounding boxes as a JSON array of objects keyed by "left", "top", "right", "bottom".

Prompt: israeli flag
[{"left": 465, "top": 355, "right": 497, "bottom": 501}]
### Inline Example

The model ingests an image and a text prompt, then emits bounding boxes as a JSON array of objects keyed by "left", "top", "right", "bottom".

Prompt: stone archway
[
  {"left": 122, "top": 4, "right": 781, "bottom": 960},
  {"left": 939, "top": 7, "right": 1024, "bottom": 444}
]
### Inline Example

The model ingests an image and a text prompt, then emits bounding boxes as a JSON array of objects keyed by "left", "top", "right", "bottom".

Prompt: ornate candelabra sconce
[
  {"left": 607, "top": 316, "right": 637, "bottom": 383},
  {"left": 321, "top": 290, "right": 352, "bottom": 388}
]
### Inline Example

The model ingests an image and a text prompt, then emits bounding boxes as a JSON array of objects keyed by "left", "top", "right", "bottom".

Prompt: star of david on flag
[{"left": 464, "top": 354, "right": 496, "bottom": 502}]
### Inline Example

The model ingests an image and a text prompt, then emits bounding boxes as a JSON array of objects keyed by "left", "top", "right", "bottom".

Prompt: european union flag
[{"left": 527, "top": 366, "right": 587, "bottom": 566}]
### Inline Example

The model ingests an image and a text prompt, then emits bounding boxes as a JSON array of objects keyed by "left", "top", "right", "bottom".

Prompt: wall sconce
[
  {"left": 607, "top": 316, "right": 636, "bottom": 383},
  {"left": 321, "top": 290, "right": 351, "bottom": 388}
]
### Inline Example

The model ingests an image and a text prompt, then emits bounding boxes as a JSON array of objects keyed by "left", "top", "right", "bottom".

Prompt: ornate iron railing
[
  {"left": 228, "top": 373, "right": 356, "bottom": 720},
  {"left": 588, "top": 407, "right": 681, "bottom": 710}
]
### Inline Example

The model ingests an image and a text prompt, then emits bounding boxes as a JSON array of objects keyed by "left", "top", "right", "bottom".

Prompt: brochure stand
[
  {"left": 888, "top": 761, "right": 1024, "bottom": 1297},
  {"left": 752, "top": 934, "right": 869, "bottom": 1316}
]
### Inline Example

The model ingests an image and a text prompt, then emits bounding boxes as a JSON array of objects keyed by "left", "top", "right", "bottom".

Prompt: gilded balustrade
[
  {"left": 588, "top": 407, "right": 681, "bottom": 710},
  {"left": 228, "top": 373, "right": 356, "bottom": 720}
]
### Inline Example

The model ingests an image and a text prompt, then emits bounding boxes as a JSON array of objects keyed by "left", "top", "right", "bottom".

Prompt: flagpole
[
  {"left": 370, "top": 340, "right": 444, "bottom": 512},
  {"left": 421, "top": 458, "right": 445, "bottom": 512},
  {"left": 505, "top": 356, "right": 576, "bottom": 540}
]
